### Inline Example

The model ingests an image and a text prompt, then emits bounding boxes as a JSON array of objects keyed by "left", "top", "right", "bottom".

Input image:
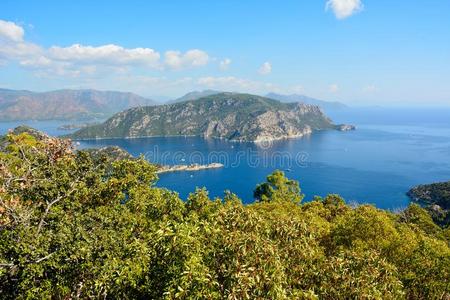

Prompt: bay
[{"left": 2, "top": 107, "right": 450, "bottom": 209}]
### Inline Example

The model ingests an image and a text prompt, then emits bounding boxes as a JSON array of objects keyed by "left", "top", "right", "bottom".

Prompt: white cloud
[
  {"left": 113, "top": 75, "right": 195, "bottom": 96},
  {"left": 196, "top": 76, "right": 279, "bottom": 94},
  {"left": 258, "top": 62, "right": 272, "bottom": 75},
  {"left": 0, "top": 21, "right": 41, "bottom": 61},
  {"left": 0, "top": 19, "right": 212, "bottom": 77},
  {"left": 0, "top": 40, "right": 41, "bottom": 60},
  {"left": 164, "top": 49, "right": 209, "bottom": 70},
  {"left": 114, "top": 75, "right": 305, "bottom": 97},
  {"left": 20, "top": 55, "right": 52, "bottom": 67},
  {"left": 329, "top": 83, "right": 339, "bottom": 93},
  {"left": 326, "top": 0, "right": 363, "bottom": 19},
  {"left": 48, "top": 44, "right": 161, "bottom": 67},
  {"left": 219, "top": 58, "right": 231, "bottom": 70},
  {"left": 0, "top": 20, "right": 24, "bottom": 42},
  {"left": 0, "top": 19, "right": 306, "bottom": 98}
]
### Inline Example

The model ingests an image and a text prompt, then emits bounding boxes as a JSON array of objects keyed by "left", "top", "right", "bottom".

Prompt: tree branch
[{"left": 36, "top": 182, "right": 77, "bottom": 235}]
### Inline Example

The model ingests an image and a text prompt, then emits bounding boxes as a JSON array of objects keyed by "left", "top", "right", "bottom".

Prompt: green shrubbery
[{"left": 1, "top": 133, "right": 449, "bottom": 299}]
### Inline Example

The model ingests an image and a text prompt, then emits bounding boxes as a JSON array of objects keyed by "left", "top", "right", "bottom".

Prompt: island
[{"left": 68, "top": 92, "right": 354, "bottom": 142}]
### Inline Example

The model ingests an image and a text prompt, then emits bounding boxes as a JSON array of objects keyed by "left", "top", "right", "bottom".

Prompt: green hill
[{"left": 70, "top": 92, "right": 343, "bottom": 142}]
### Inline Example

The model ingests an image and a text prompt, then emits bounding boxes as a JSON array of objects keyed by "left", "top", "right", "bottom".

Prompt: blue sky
[{"left": 1, "top": 0, "right": 449, "bottom": 105}]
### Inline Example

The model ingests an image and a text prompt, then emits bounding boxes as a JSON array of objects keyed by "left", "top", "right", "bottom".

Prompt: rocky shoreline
[
  {"left": 157, "top": 163, "right": 224, "bottom": 173},
  {"left": 336, "top": 124, "right": 356, "bottom": 131},
  {"left": 407, "top": 181, "right": 450, "bottom": 226}
]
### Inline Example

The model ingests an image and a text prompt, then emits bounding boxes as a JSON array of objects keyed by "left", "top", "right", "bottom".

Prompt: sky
[{"left": 0, "top": 0, "right": 449, "bottom": 106}]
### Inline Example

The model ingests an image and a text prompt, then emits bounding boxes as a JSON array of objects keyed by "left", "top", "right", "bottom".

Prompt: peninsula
[{"left": 156, "top": 163, "right": 224, "bottom": 174}]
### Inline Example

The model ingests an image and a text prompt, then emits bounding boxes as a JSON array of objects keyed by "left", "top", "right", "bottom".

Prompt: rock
[
  {"left": 157, "top": 163, "right": 224, "bottom": 173},
  {"left": 407, "top": 181, "right": 450, "bottom": 226},
  {"left": 336, "top": 124, "right": 356, "bottom": 131}
]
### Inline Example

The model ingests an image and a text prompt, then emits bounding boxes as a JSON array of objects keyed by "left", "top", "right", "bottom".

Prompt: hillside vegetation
[
  {"left": 70, "top": 93, "right": 339, "bottom": 142},
  {"left": 0, "top": 130, "right": 449, "bottom": 299},
  {"left": 408, "top": 181, "right": 450, "bottom": 226}
]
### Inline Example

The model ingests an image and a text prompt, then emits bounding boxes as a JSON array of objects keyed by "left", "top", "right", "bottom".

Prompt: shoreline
[
  {"left": 157, "top": 162, "right": 224, "bottom": 174},
  {"left": 65, "top": 126, "right": 353, "bottom": 143}
]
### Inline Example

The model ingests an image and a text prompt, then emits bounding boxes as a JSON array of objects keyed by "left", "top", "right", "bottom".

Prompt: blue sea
[{"left": 1, "top": 107, "right": 450, "bottom": 209}]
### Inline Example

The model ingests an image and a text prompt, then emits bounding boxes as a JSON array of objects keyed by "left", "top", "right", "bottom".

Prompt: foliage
[
  {"left": 254, "top": 170, "right": 304, "bottom": 203},
  {"left": 1, "top": 132, "right": 449, "bottom": 299},
  {"left": 407, "top": 181, "right": 450, "bottom": 226}
]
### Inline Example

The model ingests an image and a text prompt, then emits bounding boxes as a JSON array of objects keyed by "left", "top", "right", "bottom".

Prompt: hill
[
  {"left": 69, "top": 92, "right": 346, "bottom": 142},
  {"left": 266, "top": 92, "right": 347, "bottom": 111},
  {"left": 0, "top": 88, "right": 156, "bottom": 121},
  {"left": 167, "top": 89, "right": 222, "bottom": 104}
]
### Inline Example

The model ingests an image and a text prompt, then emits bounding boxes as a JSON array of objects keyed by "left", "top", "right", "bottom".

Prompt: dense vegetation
[
  {"left": 1, "top": 131, "right": 449, "bottom": 299},
  {"left": 69, "top": 93, "right": 336, "bottom": 142},
  {"left": 408, "top": 181, "right": 450, "bottom": 226}
]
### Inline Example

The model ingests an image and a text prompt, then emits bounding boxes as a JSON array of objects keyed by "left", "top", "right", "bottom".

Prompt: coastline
[
  {"left": 66, "top": 126, "right": 353, "bottom": 143},
  {"left": 157, "top": 162, "right": 224, "bottom": 174}
]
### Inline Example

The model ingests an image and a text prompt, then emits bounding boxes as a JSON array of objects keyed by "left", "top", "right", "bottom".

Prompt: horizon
[{"left": 1, "top": 0, "right": 449, "bottom": 106}]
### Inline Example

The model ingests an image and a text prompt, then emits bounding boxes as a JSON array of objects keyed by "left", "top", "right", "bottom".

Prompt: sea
[{"left": 1, "top": 107, "right": 450, "bottom": 210}]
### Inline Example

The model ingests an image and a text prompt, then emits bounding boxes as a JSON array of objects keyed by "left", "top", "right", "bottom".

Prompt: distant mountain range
[
  {"left": 0, "top": 88, "right": 156, "bottom": 121},
  {"left": 70, "top": 92, "right": 352, "bottom": 142},
  {"left": 265, "top": 93, "right": 347, "bottom": 111},
  {"left": 0, "top": 88, "right": 348, "bottom": 122}
]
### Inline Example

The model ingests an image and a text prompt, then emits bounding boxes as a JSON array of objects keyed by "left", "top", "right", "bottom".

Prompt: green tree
[{"left": 253, "top": 170, "right": 304, "bottom": 203}]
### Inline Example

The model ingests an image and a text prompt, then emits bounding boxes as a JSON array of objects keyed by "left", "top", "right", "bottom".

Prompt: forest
[{"left": 1, "top": 130, "right": 449, "bottom": 299}]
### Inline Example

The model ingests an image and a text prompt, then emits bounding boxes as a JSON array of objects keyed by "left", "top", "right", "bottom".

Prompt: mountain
[
  {"left": 265, "top": 93, "right": 347, "bottom": 111},
  {"left": 167, "top": 90, "right": 222, "bottom": 104},
  {"left": 0, "top": 88, "right": 156, "bottom": 121},
  {"left": 69, "top": 92, "right": 349, "bottom": 142}
]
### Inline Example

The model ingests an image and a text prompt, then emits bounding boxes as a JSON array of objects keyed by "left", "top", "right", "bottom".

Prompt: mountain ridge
[{"left": 0, "top": 88, "right": 157, "bottom": 121}]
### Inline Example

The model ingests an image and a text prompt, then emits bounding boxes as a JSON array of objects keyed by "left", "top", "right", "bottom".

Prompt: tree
[{"left": 253, "top": 170, "right": 304, "bottom": 204}]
